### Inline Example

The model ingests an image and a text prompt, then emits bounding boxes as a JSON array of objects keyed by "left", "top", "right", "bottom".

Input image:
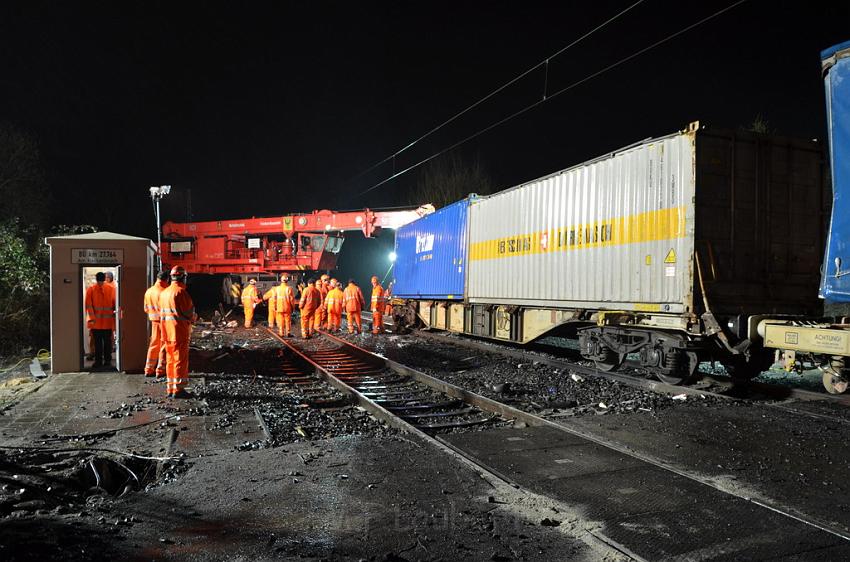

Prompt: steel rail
[
  {"left": 315, "top": 329, "right": 850, "bottom": 543},
  {"left": 265, "top": 328, "right": 648, "bottom": 559},
  {"left": 415, "top": 330, "right": 850, "bottom": 407}
]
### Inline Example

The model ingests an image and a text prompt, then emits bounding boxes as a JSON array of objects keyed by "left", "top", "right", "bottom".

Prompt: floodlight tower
[{"left": 149, "top": 185, "right": 171, "bottom": 271}]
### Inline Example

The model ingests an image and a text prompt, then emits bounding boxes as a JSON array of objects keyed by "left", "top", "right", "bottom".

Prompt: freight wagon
[
  {"left": 758, "top": 40, "right": 850, "bottom": 393},
  {"left": 392, "top": 122, "right": 829, "bottom": 385}
]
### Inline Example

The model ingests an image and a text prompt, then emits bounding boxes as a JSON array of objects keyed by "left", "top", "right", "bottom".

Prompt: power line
[
  {"left": 348, "top": 0, "right": 648, "bottom": 184},
  {"left": 354, "top": 0, "right": 748, "bottom": 199}
]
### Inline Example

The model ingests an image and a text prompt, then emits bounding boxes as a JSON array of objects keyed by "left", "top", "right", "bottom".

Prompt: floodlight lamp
[
  {"left": 149, "top": 185, "right": 172, "bottom": 199},
  {"left": 389, "top": 251, "right": 397, "bottom": 262}
]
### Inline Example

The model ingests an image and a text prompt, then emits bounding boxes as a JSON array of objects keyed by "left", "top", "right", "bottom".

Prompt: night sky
[{"left": 1, "top": 1, "right": 848, "bottom": 281}]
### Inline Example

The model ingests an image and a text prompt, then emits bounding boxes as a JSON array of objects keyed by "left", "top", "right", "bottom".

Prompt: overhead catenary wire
[
  {"left": 348, "top": 0, "right": 648, "bottom": 184},
  {"left": 354, "top": 0, "right": 748, "bottom": 199}
]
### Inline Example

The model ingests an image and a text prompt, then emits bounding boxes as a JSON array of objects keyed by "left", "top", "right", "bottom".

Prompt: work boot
[{"left": 172, "top": 389, "right": 192, "bottom": 399}]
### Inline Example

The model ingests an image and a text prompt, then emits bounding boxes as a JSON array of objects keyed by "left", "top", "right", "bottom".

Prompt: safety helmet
[
  {"left": 371, "top": 276, "right": 379, "bottom": 283},
  {"left": 330, "top": 278, "right": 338, "bottom": 286},
  {"left": 170, "top": 265, "right": 186, "bottom": 279},
  {"left": 320, "top": 274, "right": 329, "bottom": 282},
  {"left": 249, "top": 278, "right": 257, "bottom": 284},
  {"left": 281, "top": 274, "right": 290, "bottom": 282},
  {"left": 157, "top": 271, "right": 170, "bottom": 281}
]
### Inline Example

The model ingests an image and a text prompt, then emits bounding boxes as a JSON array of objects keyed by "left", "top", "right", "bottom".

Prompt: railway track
[
  {"left": 413, "top": 330, "right": 850, "bottom": 410},
  {"left": 267, "top": 329, "right": 501, "bottom": 433},
  {"left": 263, "top": 327, "right": 850, "bottom": 559}
]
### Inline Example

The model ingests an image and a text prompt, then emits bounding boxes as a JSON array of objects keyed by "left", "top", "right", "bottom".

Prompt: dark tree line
[{"left": 0, "top": 123, "right": 94, "bottom": 356}]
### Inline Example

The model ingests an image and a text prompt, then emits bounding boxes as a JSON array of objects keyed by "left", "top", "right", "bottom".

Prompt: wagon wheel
[
  {"left": 823, "top": 372, "right": 849, "bottom": 394},
  {"left": 724, "top": 349, "right": 774, "bottom": 383},
  {"left": 594, "top": 352, "right": 625, "bottom": 372},
  {"left": 656, "top": 351, "right": 700, "bottom": 386}
]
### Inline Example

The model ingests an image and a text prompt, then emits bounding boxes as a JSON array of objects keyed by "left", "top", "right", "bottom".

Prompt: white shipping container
[{"left": 467, "top": 130, "right": 697, "bottom": 314}]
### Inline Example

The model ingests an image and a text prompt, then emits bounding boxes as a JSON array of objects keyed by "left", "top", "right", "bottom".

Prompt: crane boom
[{"left": 160, "top": 205, "right": 434, "bottom": 275}]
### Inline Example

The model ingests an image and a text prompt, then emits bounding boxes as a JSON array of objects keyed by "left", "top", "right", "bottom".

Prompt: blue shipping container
[
  {"left": 821, "top": 40, "right": 850, "bottom": 302},
  {"left": 393, "top": 198, "right": 471, "bottom": 299}
]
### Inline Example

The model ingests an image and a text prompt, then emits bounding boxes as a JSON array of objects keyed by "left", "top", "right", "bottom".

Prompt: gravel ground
[
  {"left": 339, "top": 332, "right": 724, "bottom": 417},
  {"left": 191, "top": 326, "right": 395, "bottom": 448},
  {"left": 340, "top": 331, "right": 850, "bottom": 534},
  {"left": 5, "top": 321, "right": 848, "bottom": 559},
  {"left": 113, "top": 436, "right": 624, "bottom": 562},
  {"left": 0, "top": 324, "right": 628, "bottom": 561}
]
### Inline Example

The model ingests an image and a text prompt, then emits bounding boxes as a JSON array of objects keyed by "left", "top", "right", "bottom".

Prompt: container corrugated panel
[
  {"left": 467, "top": 132, "right": 696, "bottom": 313},
  {"left": 821, "top": 40, "right": 850, "bottom": 302},
  {"left": 393, "top": 198, "right": 471, "bottom": 299}
]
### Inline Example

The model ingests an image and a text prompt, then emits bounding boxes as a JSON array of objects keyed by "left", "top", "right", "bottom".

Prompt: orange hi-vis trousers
[
  {"left": 371, "top": 311, "right": 383, "bottom": 334},
  {"left": 164, "top": 338, "right": 189, "bottom": 395},
  {"left": 301, "top": 309, "right": 316, "bottom": 338},
  {"left": 243, "top": 303, "right": 255, "bottom": 328},
  {"left": 268, "top": 304, "right": 276, "bottom": 328},
  {"left": 277, "top": 312, "right": 293, "bottom": 337},
  {"left": 346, "top": 311, "right": 362, "bottom": 333},
  {"left": 144, "top": 321, "right": 167, "bottom": 376},
  {"left": 328, "top": 312, "right": 342, "bottom": 331},
  {"left": 314, "top": 308, "right": 326, "bottom": 331}
]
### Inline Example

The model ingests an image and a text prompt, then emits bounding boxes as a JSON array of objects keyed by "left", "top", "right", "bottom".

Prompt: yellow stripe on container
[{"left": 469, "top": 206, "right": 686, "bottom": 262}]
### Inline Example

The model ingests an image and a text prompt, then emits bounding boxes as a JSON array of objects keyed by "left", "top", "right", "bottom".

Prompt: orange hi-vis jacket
[
  {"left": 85, "top": 283, "right": 115, "bottom": 330},
  {"left": 317, "top": 283, "right": 329, "bottom": 308},
  {"left": 263, "top": 287, "right": 276, "bottom": 306},
  {"left": 299, "top": 285, "right": 321, "bottom": 312},
  {"left": 143, "top": 280, "right": 170, "bottom": 322},
  {"left": 160, "top": 282, "right": 195, "bottom": 341},
  {"left": 343, "top": 283, "right": 365, "bottom": 312},
  {"left": 241, "top": 284, "right": 259, "bottom": 305},
  {"left": 370, "top": 284, "right": 385, "bottom": 312},
  {"left": 274, "top": 284, "right": 295, "bottom": 313},
  {"left": 325, "top": 287, "right": 344, "bottom": 315}
]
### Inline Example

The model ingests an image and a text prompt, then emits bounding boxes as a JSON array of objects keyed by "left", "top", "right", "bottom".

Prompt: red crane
[{"left": 160, "top": 206, "right": 434, "bottom": 275}]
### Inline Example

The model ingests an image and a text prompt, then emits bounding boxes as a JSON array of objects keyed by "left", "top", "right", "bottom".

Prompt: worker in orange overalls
[
  {"left": 160, "top": 266, "right": 196, "bottom": 399},
  {"left": 325, "top": 278, "right": 339, "bottom": 329},
  {"left": 384, "top": 281, "right": 394, "bottom": 316},
  {"left": 299, "top": 278, "right": 321, "bottom": 338},
  {"left": 313, "top": 274, "right": 330, "bottom": 332},
  {"left": 343, "top": 279, "right": 366, "bottom": 334},
  {"left": 143, "top": 271, "right": 170, "bottom": 377},
  {"left": 274, "top": 274, "right": 296, "bottom": 337},
  {"left": 325, "top": 280, "right": 345, "bottom": 332},
  {"left": 263, "top": 285, "right": 277, "bottom": 328},
  {"left": 241, "top": 278, "right": 261, "bottom": 328},
  {"left": 85, "top": 271, "right": 115, "bottom": 369},
  {"left": 370, "top": 276, "right": 385, "bottom": 335}
]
